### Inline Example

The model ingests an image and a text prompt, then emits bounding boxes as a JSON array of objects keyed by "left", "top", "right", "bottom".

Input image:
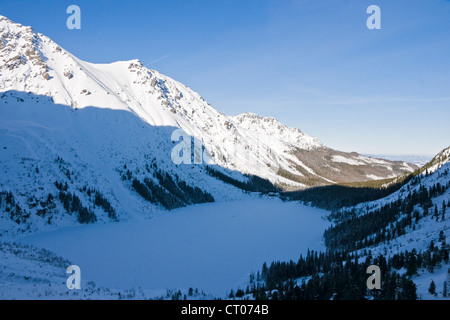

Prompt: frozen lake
[{"left": 19, "top": 198, "right": 330, "bottom": 297}]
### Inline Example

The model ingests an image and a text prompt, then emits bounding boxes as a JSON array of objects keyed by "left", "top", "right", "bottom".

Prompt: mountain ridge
[{"left": 0, "top": 14, "right": 417, "bottom": 190}]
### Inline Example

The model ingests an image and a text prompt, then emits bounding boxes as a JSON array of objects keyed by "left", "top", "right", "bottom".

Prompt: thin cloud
[{"left": 144, "top": 54, "right": 169, "bottom": 68}]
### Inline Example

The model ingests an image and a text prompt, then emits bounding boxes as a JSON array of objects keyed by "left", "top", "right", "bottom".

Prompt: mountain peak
[
  {"left": 0, "top": 15, "right": 16, "bottom": 25},
  {"left": 231, "top": 112, "right": 324, "bottom": 151},
  {"left": 0, "top": 15, "right": 34, "bottom": 34}
]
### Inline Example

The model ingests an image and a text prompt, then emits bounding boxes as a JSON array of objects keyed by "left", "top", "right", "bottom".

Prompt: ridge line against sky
[{"left": 1, "top": 0, "right": 449, "bottom": 156}]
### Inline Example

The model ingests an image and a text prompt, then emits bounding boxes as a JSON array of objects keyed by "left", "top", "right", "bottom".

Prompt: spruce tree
[{"left": 439, "top": 230, "right": 446, "bottom": 243}]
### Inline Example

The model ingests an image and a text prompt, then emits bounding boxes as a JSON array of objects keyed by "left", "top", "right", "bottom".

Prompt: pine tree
[
  {"left": 428, "top": 280, "right": 436, "bottom": 296},
  {"left": 439, "top": 230, "right": 446, "bottom": 243},
  {"left": 442, "top": 201, "right": 446, "bottom": 221},
  {"left": 443, "top": 281, "right": 448, "bottom": 298},
  {"left": 406, "top": 254, "right": 418, "bottom": 276},
  {"left": 236, "top": 289, "right": 245, "bottom": 298}
]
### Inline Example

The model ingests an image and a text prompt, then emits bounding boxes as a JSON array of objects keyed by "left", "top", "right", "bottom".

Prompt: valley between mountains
[{"left": 0, "top": 15, "right": 448, "bottom": 300}]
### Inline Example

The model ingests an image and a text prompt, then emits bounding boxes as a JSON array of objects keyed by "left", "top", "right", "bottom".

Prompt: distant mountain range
[{"left": 364, "top": 154, "right": 433, "bottom": 168}]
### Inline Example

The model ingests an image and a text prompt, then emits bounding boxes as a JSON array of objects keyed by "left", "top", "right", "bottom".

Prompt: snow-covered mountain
[
  {"left": 0, "top": 15, "right": 419, "bottom": 237},
  {"left": 0, "top": 15, "right": 416, "bottom": 184}
]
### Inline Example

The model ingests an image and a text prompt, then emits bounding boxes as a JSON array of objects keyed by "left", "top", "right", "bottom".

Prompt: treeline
[
  {"left": 205, "top": 166, "right": 279, "bottom": 194},
  {"left": 239, "top": 249, "right": 417, "bottom": 300},
  {"left": 324, "top": 179, "right": 450, "bottom": 251},
  {"left": 283, "top": 165, "right": 449, "bottom": 213},
  {"left": 128, "top": 167, "right": 214, "bottom": 210},
  {"left": 282, "top": 180, "right": 409, "bottom": 211}
]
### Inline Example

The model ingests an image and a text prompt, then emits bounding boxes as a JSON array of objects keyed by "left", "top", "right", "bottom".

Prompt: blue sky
[{"left": 1, "top": 0, "right": 449, "bottom": 156}]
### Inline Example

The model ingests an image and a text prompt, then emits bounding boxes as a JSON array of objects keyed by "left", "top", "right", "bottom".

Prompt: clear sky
[{"left": 1, "top": 0, "right": 449, "bottom": 156}]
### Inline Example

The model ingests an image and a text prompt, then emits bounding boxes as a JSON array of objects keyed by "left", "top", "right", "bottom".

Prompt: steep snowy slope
[
  {"left": 0, "top": 15, "right": 416, "bottom": 190},
  {"left": 0, "top": 90, "right": 254, "bottom": 238}
]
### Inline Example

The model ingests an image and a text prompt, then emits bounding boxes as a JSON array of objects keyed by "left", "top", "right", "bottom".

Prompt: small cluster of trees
[
  {"left": 389, "top": 236, "right": 449, "bottom": 275},
  {"left": 55, "top": 181, "right": 97, "bottom": 224},
  {"left": 154, "top": 170, "right": 214, "bottom": 205},
  {"left": 94, "top": 192, "right": 117, "bottom": 221},
  {"left": 79, "top": 185, "right": 117, "bottom": 221},
  {"left": 429, "top": 280, "right": 448, "bottom": 297},
  {"left": 54, "top": 181, "right": 68, "bottom": 192},
  {"left": 130, "top": 167, "right": 214, "bottom": 210},
  {"left": 55, "top": 156, "right": 73, "bottom": 181},
  {"left": 0, "top": 191, "right": 29, "bottom": 224},
  {"left": 35, "top": 193, "right": 56, "bottom": 223},
  {"left": 55, "top": 181, "right": 119, "bottom": 222}
]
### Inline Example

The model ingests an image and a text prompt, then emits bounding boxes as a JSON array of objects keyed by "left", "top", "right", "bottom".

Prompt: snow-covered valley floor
[{"left": 6, "top": 198, "right": 329, "bottom": 299}]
